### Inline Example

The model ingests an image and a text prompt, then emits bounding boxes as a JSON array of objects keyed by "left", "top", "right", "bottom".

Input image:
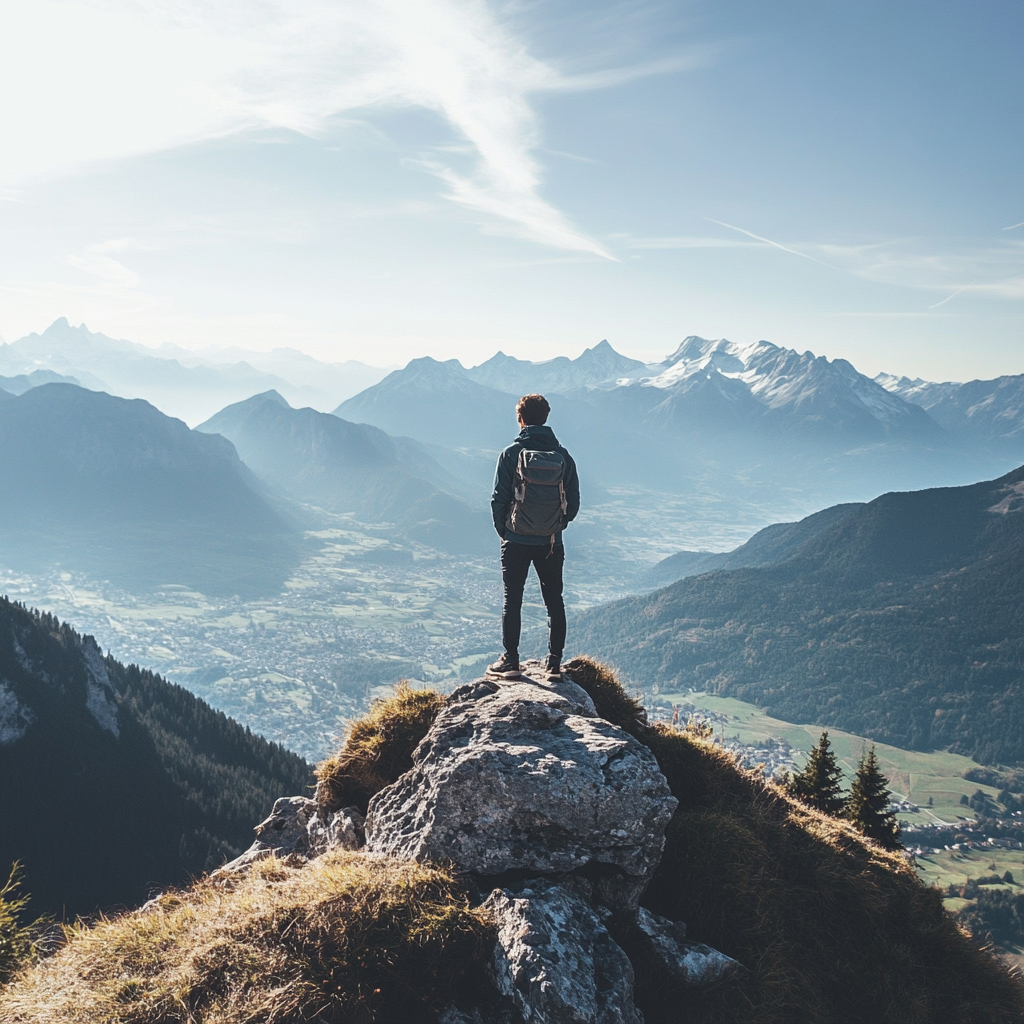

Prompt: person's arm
[
  {"left": 562, "top": 450, "right": 580, "bottom": 523},
  {"left": 490, "top": 447, "right": 516, "bottom": 537}
]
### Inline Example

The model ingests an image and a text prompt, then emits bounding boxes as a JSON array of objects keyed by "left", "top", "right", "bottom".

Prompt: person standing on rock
[{"left": 488, "top": 393, "right": 580, "bottom": 682}]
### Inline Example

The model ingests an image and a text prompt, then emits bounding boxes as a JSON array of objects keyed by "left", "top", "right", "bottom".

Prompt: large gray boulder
[
  {"left": 364, "top": 674, "right": 678, "bottom": 911},
  {"left": 485, "top": 880, "right": 642, "bottom": 1024}
]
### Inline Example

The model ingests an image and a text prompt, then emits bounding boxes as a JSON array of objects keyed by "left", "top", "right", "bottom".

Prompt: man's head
[{"left": 516, "top": 393, "right": 550, "bottom": 427}]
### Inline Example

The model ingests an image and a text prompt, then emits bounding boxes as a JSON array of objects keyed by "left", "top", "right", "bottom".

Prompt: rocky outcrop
[
  {"left": 364, "top": 672, "right": 676, "bottom": 914},
  {"left": 241, "top": 663, "right": 742, "bottom": 1019},
  {"left": 214, "top": 796, "right": 364, "bottom": 875}
]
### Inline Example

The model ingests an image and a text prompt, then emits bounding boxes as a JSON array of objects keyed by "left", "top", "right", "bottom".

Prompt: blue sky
[{"left": 0, "top": 0, "right": 1021, "bottom": 379}]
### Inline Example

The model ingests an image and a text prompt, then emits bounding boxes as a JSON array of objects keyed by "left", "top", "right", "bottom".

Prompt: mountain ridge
[
  {"left": 574, "top": 463, "right": 1024, "bottom": 764},
  {"left": 198, "top": 391, "right": 492, "bottom": 553}
]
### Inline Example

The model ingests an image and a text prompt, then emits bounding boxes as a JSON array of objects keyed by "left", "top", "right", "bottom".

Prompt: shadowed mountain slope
[
  {"left": 0, "top": 598, "right": 312, "bottom": 919},
  {"left": 574, "top": 465, "right": 1024, "bottom": 764},
  {"left": 0, "top": 384, "right": 299, "bottom": 596},
  {"left": 198, "top": 391, "right": 492, "bottom": 554}
]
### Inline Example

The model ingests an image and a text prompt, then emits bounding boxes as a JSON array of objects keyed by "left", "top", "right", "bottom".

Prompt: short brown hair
[{"left": 516, "top": 393, "right": 550, "bottom": 426}]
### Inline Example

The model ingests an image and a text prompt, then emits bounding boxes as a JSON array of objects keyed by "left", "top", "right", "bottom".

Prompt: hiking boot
[
  {"left": 486, "top": 654, "right": 521, "bottom": 679},
  {"left": 543, "top": 655, "right": 562, "bottom": 681}
]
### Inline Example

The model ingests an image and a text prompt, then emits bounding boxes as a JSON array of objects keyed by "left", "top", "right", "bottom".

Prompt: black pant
[{"left": 500, "top": 540, "right": 566, "bottom": 660}]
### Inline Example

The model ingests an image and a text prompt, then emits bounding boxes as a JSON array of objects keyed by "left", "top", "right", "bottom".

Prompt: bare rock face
[
  {"left": 307, "top": 805, "right": 366, "bottom": 855},
  {"left": 364, "top": 674, "right": 678, "bottom": 911},
  {"left": 215, "top": 796, "right": 365, "bottom": 875},
  {"left": 485, "top": 880, "right": 642, "bottom": 1024}
]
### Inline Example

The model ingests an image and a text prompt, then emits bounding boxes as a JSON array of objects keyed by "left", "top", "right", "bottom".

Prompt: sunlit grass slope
[{"left": 0, "top": 853, "right": 492, "bottom": 1024}]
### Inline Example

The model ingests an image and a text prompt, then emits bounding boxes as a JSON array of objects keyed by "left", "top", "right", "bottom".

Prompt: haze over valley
[{"left": 4, "top": 318, "right": 1024, "bottom": 760}]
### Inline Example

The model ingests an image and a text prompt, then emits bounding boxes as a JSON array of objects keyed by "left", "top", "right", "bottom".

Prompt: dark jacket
[{"left": 491, "top": 424, "right": 580, "bottom": 546}]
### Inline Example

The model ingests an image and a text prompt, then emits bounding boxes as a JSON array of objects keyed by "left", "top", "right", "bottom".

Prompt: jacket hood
[{"left": 515, "top": 424, "right": 559, "bottom": 446}]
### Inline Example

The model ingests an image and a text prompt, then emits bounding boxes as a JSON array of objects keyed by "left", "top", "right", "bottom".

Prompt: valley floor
[{"left": 0, "top": 490, "right": 810, "bottom": 760}]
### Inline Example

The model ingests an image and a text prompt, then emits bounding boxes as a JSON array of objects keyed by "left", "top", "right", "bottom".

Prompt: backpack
[{"left": 505, "top": 447, "right": 568, "bottom": 537}]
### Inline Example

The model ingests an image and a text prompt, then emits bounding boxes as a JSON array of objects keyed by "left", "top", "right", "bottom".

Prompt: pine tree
[
  {"left": 785, "top": 730, "right": 847, "bottom": 817},
  {"left": 847, "top": 746, "right": 901, "bottom": 850}
]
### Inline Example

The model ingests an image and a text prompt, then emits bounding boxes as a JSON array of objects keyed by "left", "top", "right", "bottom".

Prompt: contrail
[
  {"left": 704, "top": 218, "right": 830, "bottom": 266},
  {"left": 1002, "top": 221, "right": 1024, "bottom": 230},
  {"left": 928, "top": 286, "right": 970, "bottom": 309}
]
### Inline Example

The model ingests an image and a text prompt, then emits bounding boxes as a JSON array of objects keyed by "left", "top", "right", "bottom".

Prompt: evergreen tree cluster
[
  {"left": 956, "top": 889, "right": 1024, "bottom": 950},
  {"left": 784, "top": 732, "right": 901, "bottom": 850},
  {"left": 0, "top": 598, "right": 314, "bottom": 918}
]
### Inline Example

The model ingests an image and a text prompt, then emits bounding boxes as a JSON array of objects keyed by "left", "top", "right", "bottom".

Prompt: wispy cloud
[
  {"left": 638, "top": 218, "right": 1024, "bottom": 306},
  {"left": 1, "top": 0, "right": 703, "bottom": 259},
  {"left": 811, "top": 238, "right": 1024, "bottom": 303},
  {"left": 66, "top": 239, "right": 142, "bottom": 289}
]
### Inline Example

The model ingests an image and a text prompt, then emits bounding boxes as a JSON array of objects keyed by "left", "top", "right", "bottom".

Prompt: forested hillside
[
  {"left": 0, "top": 598, "right": 312, "bottom": 918},
  {"left": 575, "top": 465, "right": 1024, "bottom": 764}
]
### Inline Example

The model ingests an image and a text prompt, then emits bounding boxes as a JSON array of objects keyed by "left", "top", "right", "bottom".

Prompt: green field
[{"left": 657, "top": 688, "right": 1011, "bottom": 825}]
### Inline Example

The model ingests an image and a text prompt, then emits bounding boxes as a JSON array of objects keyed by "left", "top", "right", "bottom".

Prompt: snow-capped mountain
[
  {"left": 598, "top": 336, "right": 941, "bottom": 441},
  {"left": 877, "top": 372, "right": 1024, "bottom": 444}
]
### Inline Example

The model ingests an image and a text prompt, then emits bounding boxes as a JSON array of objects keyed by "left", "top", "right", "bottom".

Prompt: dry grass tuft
[
  {"left": 0, "top": 851, "right": 493, "bottom": 1024},
  {"left": 316, "top": 683, "right": 445, "bottom": 814},
  {"left": 562, "top": 655, "right": 648, "bottom": 733},
  {"left": 633, "top": 722, "right": 1024, "bottom": 1023}
]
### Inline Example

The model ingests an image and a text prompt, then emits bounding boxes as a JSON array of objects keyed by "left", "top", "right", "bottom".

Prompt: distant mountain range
[
  {"left": 877, "top": 371, "right": 1024, "bottom": 446},
  {"left": 198, "top": 391, "right": 492, "bottom": 554},
  {"left": 0, "top": 598, "right": 312, "bottom": 917},
  {"left": 573, "top": 464, "right": 1024, "bottom": 764},
  {"left": 334, "top": 335, "right": 1008, "bottom": 506},
  {"left": 464, "top": 339, "right": 647, "bottom": 394},
  {"left": 0, "top": 319, "right": 387, "bottom": 425},
  {"left": 0, "top": 383, "right": 299, "bottom": 596},
  {"left": 0, "top": 368, "right": 81, "bottom": 395}
]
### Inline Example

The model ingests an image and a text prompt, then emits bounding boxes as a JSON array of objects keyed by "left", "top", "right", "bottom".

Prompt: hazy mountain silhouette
[
  {"left": 575, "top": 465, "right": 1024, "bottom": 763},
  {"left": 0, "top": 384, "right": 299, "bottom": 596},
  {"left": 465, "top": 339, "right": 647, "bottom": 394},
  {"left": 334, "top": 357, "right": 680, "bottom": 493},
  {"left": 198, "top": 391, "right": 492, "bottom": 554},
  {"left": 0, "top": 368, "right": 81, "bottom": 395},
  {"left": 334, "top": 338, "right": 999, "bottom": 507},
  {"left": 0, "top": 319, "right": 377, "bottom": 424},
  {"left": 0, "top": 598, "right": 312, "bottom": 918},
  {"left": 645, "top": 502, "right": 864, "bottom": 587},
  {"left": 334, "top": 356, "right": 519, "bottom": 450}
]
